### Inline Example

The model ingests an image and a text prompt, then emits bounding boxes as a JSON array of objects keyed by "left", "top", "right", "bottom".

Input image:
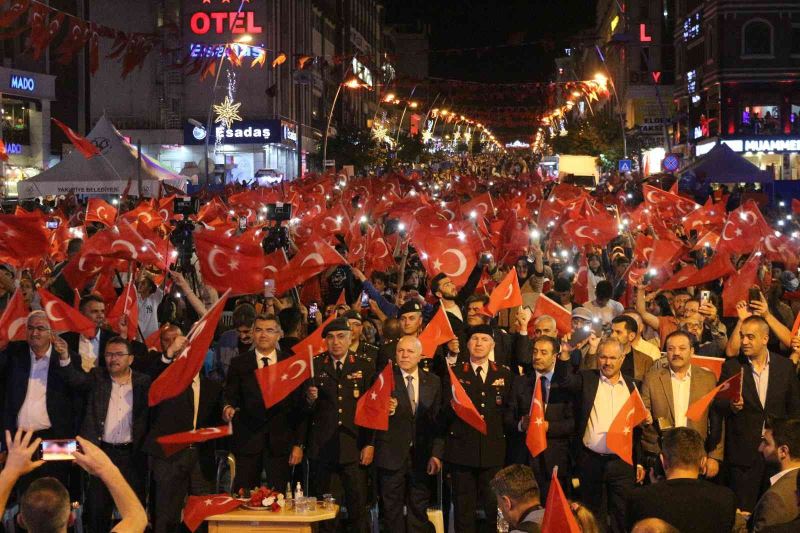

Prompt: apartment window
[{"left": 742, "top": 19, "right": 773, "bottom": 57}]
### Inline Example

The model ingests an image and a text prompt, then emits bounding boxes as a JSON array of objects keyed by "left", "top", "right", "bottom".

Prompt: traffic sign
[
  {"left": 618, "top": 159, "right": 632, "bottom": 172},
  {"left": 662, "top": 153, "right": 681, "bottom": 173}
]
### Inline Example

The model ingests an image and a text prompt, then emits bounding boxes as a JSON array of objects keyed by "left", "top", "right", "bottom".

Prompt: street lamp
[{"left": 322, "top": 73, "right": 364, "bottom": 166}]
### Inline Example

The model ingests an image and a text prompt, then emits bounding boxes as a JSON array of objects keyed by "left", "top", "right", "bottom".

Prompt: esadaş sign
[{"left": 183, "top": 119, "right": 283, "bottom": 145}]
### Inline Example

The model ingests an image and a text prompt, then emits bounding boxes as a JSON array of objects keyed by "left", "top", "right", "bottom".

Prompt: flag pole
[{"left": 308, "top": 345, "right": 315, "bottom": 379}]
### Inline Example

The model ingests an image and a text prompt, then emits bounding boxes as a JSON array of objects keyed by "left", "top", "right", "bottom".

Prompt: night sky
[{"left": 384, "top": 0, "right": 598, "bottom": 83}]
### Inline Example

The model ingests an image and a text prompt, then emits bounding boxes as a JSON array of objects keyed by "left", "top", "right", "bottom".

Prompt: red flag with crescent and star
[
  {"left": 148, "top": 290, "right": 230, "bottom": 406},
  {"left": 194, "top": 229, "right": 265, "bottom": 296},
  {"left": 447, "top": 366, "right": 487, "bottom": 435},
  {"left": 686, "top": 369, "right": 743, "bottom": 422},
  {"left": 157, "top": 424, "right": 232, "bottom": 457},
  {"left": 289, "top": 311, "right": 338, "bottom": 359},
  {"left": 540, "top": 468, "right": 581, "bottom": 533},
  {"left": 690, "top": 355, "right": 724, "bottom": 380},
  {"left": 106, "top": 275, "right": 139, "bottom": 341},
  {"left": 413, "top": 232, "right": 479, "bottom": 287},
  {"left": 255, "top": 349, "right": 313, "bottom": 408},
  {"left": 37, "top": 288, "right": 97, "bottom": 337},
  {"left": 606, "top": 387, "right": 648, "bottom": 465},
  {"left": 274, "top": 239, "right": 347, "bottom": 294},
  {"left": 183, "top": 494, "right": 243, "bottom": 532},
  {"left": 418, "top": 306, "right": 457, "bottom": 358},
  {"left": 51, "top": 118, "right": 100, "bottom": 159},
  {"left": 0, "top": 289, "right": 30, "bottom": 347},
  {"left": 85, "top": 198, "right": 117, "bottom": 227},
  {"left": 354, "top": 361, "right": 394, "bottom": 430},
  {"left": 484, "top": 267, "right": 523, "bottom": 316},
  {"left": 531, "top": 294, "right": 572, "bottom": 336},
  {"left": 525, "top": 376, "right": 547, "bottom": 457}
]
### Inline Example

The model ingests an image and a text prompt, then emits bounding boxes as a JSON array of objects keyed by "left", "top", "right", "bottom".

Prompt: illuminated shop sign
[
  {"left": 188, "top": 43, "right": 262, "bottom": 58},
  {"left": 189, "top": 11, "right": 263, "bottom": 35},
  {"left": 183, "top": 119, "right": 282, "bottom": 145},
  {"left": 722, "top": 137, "right": 800, "bottom": 153},
  {"left": 4, "top": 143, "right": 23, "bottom": 154},
  {"left": 9, "top": 74, "right": 35, "bottom": 92}
]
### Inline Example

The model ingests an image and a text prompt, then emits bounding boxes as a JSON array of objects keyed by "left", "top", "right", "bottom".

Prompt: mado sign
[
  {"left": 9, "top": 74, "right": 35, "bottom": 92},
  {"left": 183, "top": 119, "right": 282, "bottom": 145}
]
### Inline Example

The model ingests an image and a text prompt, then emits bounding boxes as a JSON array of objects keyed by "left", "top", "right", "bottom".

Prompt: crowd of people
[{"left": 0, "top": 152, "right": 799, "bottom": 533}]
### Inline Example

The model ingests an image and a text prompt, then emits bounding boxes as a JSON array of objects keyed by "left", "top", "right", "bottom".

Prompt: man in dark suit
[
  {"left": 715, "top": 316, "right": 800, "bottom": 511},
  {"left": 491, "top": 465, "right": 544, "bottom": 533},
  {"left": 442, "top": 324, "right": 515, "bottom": 533},
  {"left": 625, "top": 427, "right": 736, "bottom": 533},
  {"left": 376, "top": 335, "right": 443, "bottom": 533},
  {"left": 641, "top": 330, "right": 724, "bottom": 478},
  {"left": 464, "top": 295, "right": 533, "bottom": 373},
  {"left": 509, "top": 335, "right": 574, "bottom": 498},
  {"left": 0, "top": 310, "right": 82, "bottom": 493},
  {"left": 55, "top": 336, "right": 151, "bottom": 533},
  {"left": 142, "top": 334, "right": 225, "bottom": 533},
  {"left": 581, "top": 315, "right": 654, "bottom": 383},
  {"left": 554, "top": 338, "right": 646, "bottom": 533},
  {"left": 751, "top": 418, "right": 800, "bottom": 531},
  {"left": 223, "top": 314, "right": 307, "bottom": 492},
  {"left": 304, "top": 318, "right": 376, "bottom": 533}
]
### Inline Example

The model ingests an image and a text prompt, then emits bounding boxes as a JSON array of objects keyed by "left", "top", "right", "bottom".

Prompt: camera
[
  {"left": 261, "top": 203, "right": 292, "bottom": 254},
  {"left": 173, "top": 197, "right": 199, "bottom": 216},
  {"left": 46, "top": 219, "right": 60, "bottom": 229},
  {"left": 265, "top": 203, "right": 292, "bottom": 222},
  {"left": 169, "top": 219, "right": 195, "bottom": 273}
]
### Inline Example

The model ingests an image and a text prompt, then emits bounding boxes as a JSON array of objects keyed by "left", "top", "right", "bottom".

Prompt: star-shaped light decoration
[
  {"left": 421, "top": 128, "right": 433, "bottom": 143},
  {"left": 213, "top": 96, "right": 242, "bottom": 129},
  {"left": 371, "top": 122, "right": 389, "bottom": 142}
]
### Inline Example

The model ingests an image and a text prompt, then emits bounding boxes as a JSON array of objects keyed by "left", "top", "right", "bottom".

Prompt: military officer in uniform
[
  {"left": 304, "top": 318, "right": 376, "bottom": 533},
  {"left": 377, "top": 301, "right": 427, "bottom": 371},
  {"left": 442, "top": 324, "right": 515, "bottom": 533},
  {"left": 343, "top": 309, "right": 379, "bottom": 367}
]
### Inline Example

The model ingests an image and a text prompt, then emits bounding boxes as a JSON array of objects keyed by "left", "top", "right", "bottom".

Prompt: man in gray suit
[
  {"left": 641, "top": 330, "right": 724, "bottom": 478},
  {"left": 751, "top": 418, "right": 800, "bottom": 532}
]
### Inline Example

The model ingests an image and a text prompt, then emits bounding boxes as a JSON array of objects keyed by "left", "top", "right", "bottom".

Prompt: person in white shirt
[
  {"left": 582, "top": 280, "right": 624, "bottom": 326},
  {"left": 136, "top": 274, "right": 164, "bottom": 340},
  {"left": 751, "top": 418, "right": 800, "bottom": 531}
]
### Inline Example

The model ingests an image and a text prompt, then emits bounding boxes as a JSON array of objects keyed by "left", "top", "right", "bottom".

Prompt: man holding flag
[
  {"left": 303, "top": 318, "right": 376, "bottom": 533},
  {"left": 374, "top": 336, "right": 444, "bottom": 533},
  {"left": 715, "top": 316, "right": 800, "bottom": 512},
  {"left": 554, "top": 338, "right": 647, "bottom": 533},
  {"left": 443, "top": 324, "right": 515, "bottom": 533}
]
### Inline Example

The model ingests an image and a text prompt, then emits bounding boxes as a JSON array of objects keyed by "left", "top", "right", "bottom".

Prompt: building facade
[{"left": 674, "top": 0, "right": 800, "bottom": 180}]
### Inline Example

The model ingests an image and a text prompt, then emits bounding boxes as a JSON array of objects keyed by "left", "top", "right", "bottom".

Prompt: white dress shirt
[
  {"left": 671, "top": 368, "right": 692, "bottom": 428},
  {"left": 770, "top": 466, "right": 800, "bottom": 486},
  {"left": 470, "top": 361, "right": 489, "bottom": 383},
  {"left": 18, "top": 346, "right": 54, "bottom": 431},
  {"left": 103, "top": 372, "right": 134, "bottom": 444},
  {"left": 401, "top": 368, "right": 420, "bottom": 406},
  {"left": 751, "top": 354, "right": 770, "bottom": 409},
  {"left": 583, "top": 374, "right": 630, "bottom": 454},
  {"left": 255, "top": 349, "right": 278, "bottom": 368}
]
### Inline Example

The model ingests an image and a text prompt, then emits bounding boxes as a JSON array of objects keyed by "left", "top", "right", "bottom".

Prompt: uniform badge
[
  {"left": 496, "top": 392, "right": 503, "bottom": 406},
  {"left": 491, "top": 378, "right": 505, "bottom": 386},
  {"left": 353, "top": 386, "right": 360, "bottom": 398}
]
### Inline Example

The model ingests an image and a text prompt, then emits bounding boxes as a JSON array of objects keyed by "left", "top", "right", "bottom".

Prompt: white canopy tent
[{"left": 17, "top": 115, "right": 187, "bottom": 199}]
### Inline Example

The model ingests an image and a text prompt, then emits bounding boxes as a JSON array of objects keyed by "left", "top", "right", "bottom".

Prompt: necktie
[
  {"left": 336, "top": 360, "right": 343, "bottom": 377},
  {"left": 476, "top": 366, "right": 483, "bottom": 382},
  {"left": 540, "top": 376, "right": 549, "bottom": 405},
  {"left": 261, "top": 357, "right": 269, "bottom": 368},
  {"left": 406, "top": 376, "right": 416, "bottom": 414}
]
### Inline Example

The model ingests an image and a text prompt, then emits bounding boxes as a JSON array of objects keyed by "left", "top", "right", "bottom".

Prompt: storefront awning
[{"left": 681, "top": 142, "right": 772, "bottom": 183}]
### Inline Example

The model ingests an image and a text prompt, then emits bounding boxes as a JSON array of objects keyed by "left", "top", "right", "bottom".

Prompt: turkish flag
[
  {"left": 60, "top": 252, "right": 107, "bottom": 291},
  {"left": 255, "top": 350, "right": 313, "bottom": 408},
  {"left": 289, "top": 312, "right": 337, "bottom": 359},
  {"left": 38, "top": 288, "right": 96, "bottom": 337},
  {"left": 85, "top": 198, "right": 117, "bottom": 227},
  {"left": 690, "top": 355, "right": 724, "bottom": 380},
  {"left": 0, "top": 139, "right": 8, "bottom": 162},
  {"left": 660, "top": 253, "right": 735, "bottom": 291},
  {"left": 573, "top": 255, "right": 589, "bottom": 305},
  {"left": 540, "top": 469, "right": 581, "bottom": 533},
  {"left": 484, "top": 267, "right": 523, "bottom": 316},
  {"left": 606, "top": 387, "right": 648, "bottom": 465},
  {"left": 144, "top": 326, "right": 164, "bottom": 352},
  {"left": 447, "top": 366, "right": 487, "bottom": 435},
  {"left": 642, "top": 184, "right": 700, "bottom": 219},
  {"left": 647, "top": 239, "right": 685, "bottom": 275},
  {"left": 158, "top": 195, "right": 176, "bottom": 222},
  {"left": 722, "top": 253, "right": 760, "bottom": 317},
  {"left": 0, "top": 215, "right": 50, "bottom": 264},
  {"left": 414, "top": 232, "right": 478, "bottom": 287},
  {"left": 354, "top": 361, "right": 394, "bottom": 430},
  {"left": 106, "top": 276, "right": 139, "bottom": 340},
  {"left": 183, "top": 494, "right": 243, "bottom": 532},
  {"left": 526, "top": 376, "right": 547, "bottom": 457},
  {"left": 365, "top": 232, "right": 395, "bottom": 275},
  {"left": 51, "top": 118, "right": 100, "bottom": 159},
  {"left": 263, "top": 249, "right": 289, "bottom": 284},
  {"left": 275, "top": 239, "right": 347, "bottom": 294},
  {"left": 531, "top": 294, "right": 572, "bottom": 336},
  {"left": 793, "top": 198, "right": 800, "bottom": 215},
  {"left": 419, "top": 306, "right": 457, "bottom": 358},
  {"left": 461, "top": 192, "right": 494, "bottom": 219},
  {"left": 120, "top": 202, "right": 163, "bottom": 230},
  {"left": 792, "top": 312, "right": 800, "bottom": 336},
  {"left": 82, "top": 220, "right": 167, "bottom": 270},
  {"left": 686, "top": 369, "right": 743, "bottom": 422},
  {"left": 681, "top": 201, "right": 725, "bottom": 234},
  {"left": 194, "top": 230, "right": 265, "bottom": 296},
  {"left": 717, "top": 201, "right": 772, "bottom": 255},
  {"left": 562, "top": 215, "right": 618, "bottom": 247},
  {"left": 0, "top": 289, "right": 30, "bottom": 346},
  {"left": 157, "top": 424, "right": 232, "bottom": 457},
  {"left": 148, "top": 291, "right": 230, "bottom": 406}
]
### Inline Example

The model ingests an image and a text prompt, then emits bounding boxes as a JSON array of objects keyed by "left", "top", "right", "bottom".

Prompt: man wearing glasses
[
  {"left": 56, "top": 336, "right": 151, "bottom": 533},
  {"left": 0, "top": 310, "right": 82, "bottom": 493},
  {"left": 223, "top": 314, "right": 307, "bottom": 492}
]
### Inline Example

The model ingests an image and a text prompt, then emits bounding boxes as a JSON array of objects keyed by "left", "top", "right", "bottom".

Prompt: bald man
[{"left": 375, "top": 336, "right": 443, "bottom": 533}]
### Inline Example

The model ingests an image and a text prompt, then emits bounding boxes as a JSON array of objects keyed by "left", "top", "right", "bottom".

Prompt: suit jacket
[
  {"left": 56, "top": 364, "right": 151, "bottom": 453},
  {"left": 224, "top": 349, "right": 308, "bottom": 456},
  {"left": 493, "top": 329, "right": 532, "bottom": 372},
  {"left": 508, "top": 371, "right": 574, "bottom": 473},
  {"left": 0, "top": 341, "right": 83, "bottom": 439},
  {"left": 640, "top": 363, "right": 724, "bottom": 460},
  {"left": 581, "top": 347, "right": 654, "bottom": 383},
  {"left": 553, "top": 358, "right": 642, "bottom": 462},
  {"left": 62, "top": 329, "right": 148, "bottom": 368},
  {"left": 751, "top": 469, "right": 800, "bottom": 532},
  {"left": 142, "top": 359, "right": 224, "bottom": 461},
  {"left": 442, "top": 361, "right": 515, "bottom": 468},
  {"left": 715, "top": 354, "right": 800, "bottom": 467},
  {"left": 375, "top": 366, "right": 444, "bottom": 471},
  {"left": 304, "top": 352, "right": 376, "bottom": 465}
]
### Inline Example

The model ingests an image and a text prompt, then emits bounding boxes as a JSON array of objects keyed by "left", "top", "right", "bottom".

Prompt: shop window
[
  {"left": 0, "top": 100, "right": 31, "bottom": 145},
  {"left": 739, "top": 104, "right": 780, "bottom": 135},
  {"left": 741, "top": 19, "right": 773, "bottom": 57},
  {"left": 791, "top": 104, "right": 800, "bottom": 134}
]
